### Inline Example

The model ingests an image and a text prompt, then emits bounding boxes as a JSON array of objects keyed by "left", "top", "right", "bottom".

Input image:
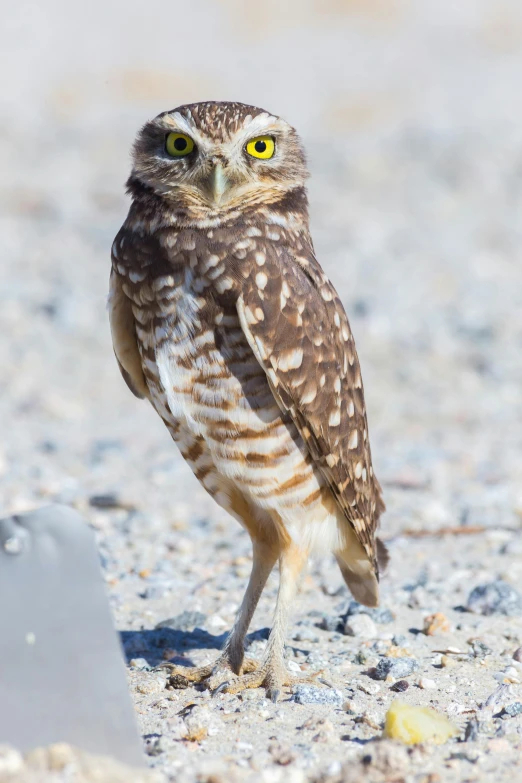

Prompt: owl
[{"left": 109, "top": 102, "right": 387, "bottom": 701}]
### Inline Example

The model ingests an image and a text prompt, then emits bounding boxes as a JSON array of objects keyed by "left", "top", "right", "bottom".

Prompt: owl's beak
[{"left": 209, "top": 162, "right": 230, "bottom": 205}]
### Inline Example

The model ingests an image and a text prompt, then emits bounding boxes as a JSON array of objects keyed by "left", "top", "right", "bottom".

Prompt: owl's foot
[
  {"left": 157, "top": 654, "right": 258, "bottom": 689},
  {"left": 211, "top": 660, "right": 323, "bottom": 703}
]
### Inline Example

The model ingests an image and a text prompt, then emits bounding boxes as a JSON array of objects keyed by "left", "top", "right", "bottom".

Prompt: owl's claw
[
  {"left": 208, "top": 661, "right": 319, "bottom": 699},
  {"left": 268, "top": 687, "right": 280, "bottom": 703},
  {"left": 211, "top": 680, "right": 231, "bottom": 697},
  {"left": 155, "top": 654, "right": 259, "bottom": 689},
  {"left": 156, "top": 654, "right": 323, "bottom": 700}
]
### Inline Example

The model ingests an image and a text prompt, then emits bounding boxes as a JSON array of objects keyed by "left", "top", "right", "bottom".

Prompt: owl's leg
[
  {"left": 221, "top": 538, "right": 280, "bottom": 673},
  {"left": 213, "top": 542, "right": 310, "bottom": 702},
  {"left": 159, "top": 538, "right": 278, "bottom": 687}
]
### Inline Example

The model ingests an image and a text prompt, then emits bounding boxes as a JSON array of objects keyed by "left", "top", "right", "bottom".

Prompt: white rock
[
  {"left": 287, "top": 659, "right": 302, "bottom": 673},
  {"left": 357, "top": 680, "right": 381, "bottom": 696},
  {"left": 344, "top": 614, "right": 377, "bottom": 639},
  {"left": 493, "top": 667, "right": 520, "bottom": 684},
  {"left": 419, "top": 677, "right": 437, "bottom": 690}
]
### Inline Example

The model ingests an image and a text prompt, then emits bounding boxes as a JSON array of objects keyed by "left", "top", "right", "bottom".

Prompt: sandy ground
[{"left": 2, "top": 1, "right": 522, "bottom": 781}]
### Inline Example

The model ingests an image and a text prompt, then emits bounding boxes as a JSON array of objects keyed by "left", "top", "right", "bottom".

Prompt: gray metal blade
[{"left": 0, "top": 505, "right": 144, "bottom": 766}]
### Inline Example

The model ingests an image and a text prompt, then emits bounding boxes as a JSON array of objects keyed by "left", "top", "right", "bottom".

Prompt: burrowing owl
[{"left": 109, "top": 101, "right": 387, "bottom": 700}]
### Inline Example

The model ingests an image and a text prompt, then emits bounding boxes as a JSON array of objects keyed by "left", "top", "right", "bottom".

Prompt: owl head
[{"left": 129, "top": 101, "right": 308, "bottom": 220}]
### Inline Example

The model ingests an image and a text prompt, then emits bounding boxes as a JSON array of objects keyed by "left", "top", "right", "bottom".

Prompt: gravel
[
  {"left": 155, "top": 611, "right": 207, "bottom": 632},
  {"left": 343, "top": 615, "right": 378, "bottom": 639},
  {"left": 292, "top": 685, "right": 345, "bottom": 707}
]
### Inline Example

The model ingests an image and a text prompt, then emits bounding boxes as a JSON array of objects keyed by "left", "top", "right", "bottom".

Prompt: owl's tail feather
[{"left": 335, "top": 550, "right": 380, "bottom": 608}]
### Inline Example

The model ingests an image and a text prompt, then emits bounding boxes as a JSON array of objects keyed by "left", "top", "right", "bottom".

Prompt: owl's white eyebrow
[{"left": 159, "top": 113, "right": 207, "bottom": 147}]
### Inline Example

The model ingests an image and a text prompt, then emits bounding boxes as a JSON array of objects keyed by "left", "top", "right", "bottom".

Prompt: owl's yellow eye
[
  {"left": 165, "top": 132, "right": 195, "bottom": 157},
  {"left": 246, "top": 136, "right": 275, "bottom": 160}
]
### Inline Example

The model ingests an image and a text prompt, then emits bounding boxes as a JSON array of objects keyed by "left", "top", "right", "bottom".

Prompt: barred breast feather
[{"left": 109, "top": 207, "right": 387, "bottom": 601}]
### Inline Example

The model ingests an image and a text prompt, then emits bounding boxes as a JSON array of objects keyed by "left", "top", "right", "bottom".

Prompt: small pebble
[
  {"left": 88, "top": 494, "right": 118, "bottom": 509},
  {"left": 129, "top": 658, "right": 151, "bottom": 670},
  {"left": 344, "top": 601, "right": 394, "bottom": 624},
  {"left": 418, "top": 677, "right": 437, "bottom": 690},
  {"left": 512, "top": 647, "right": 522, "bottom": 663},
  {"left": 391, "top": 680, "right": 409, "bottom": 693},
  {"left": 143, "top": 734, "right": 165, "bottom": 756},
  {"left": 292, "top": 685, "right": 345, "bottom": 707},
  {"left": 359, "top": 711, "right": 381, "bottom": 730},
  {"left": 468, "top": 639, "right": 492, "bottom": 658},
  {"left": 392, "top": 635, "right": 407, "bottom": 647},
  {"left": 357, "top": 680, "right": 381, "bottom": 696},
  {"left": 306, "top": 651, "right": 328, "bottom": 667},
  {"left": 293, "top": 625, "right": 320, "bottom": 643},
  {"left": 320, "top": 615, "right": 343, "bottom": 633},
  {"left": 344, "top": 614, "right": 378, "bottom": 639},
  {"left": 483, "top": 684, "right": 514, "bottom": 711},
  {"left": 466, "top": 581, "right": 522, "bottom": 616},
  {"left": 183, "top": 705, "right": 214, "bottom": 742},
  {"left": 135, "top": 673, "right": 167, "bottom": 694},
  {"left": 155, "top": 610, "right": 206, "bottom": 632},
  {"left": 503, "top": 702, "right": 522, "bottom": 717},
  {"left": 373, "top": 657, "right": 419, "bottom": 681},
  {"left": 493, "top": 667, "right": 520, "bottom": 684},
  {"left": 441, "top": 655, "right": 456, "bottom": 668},
  {"left": 353, "top": 650, "right": 375, "bottom": 666},
  {"left": 423, "top": 612, "right": 450, "bottom": 636}
]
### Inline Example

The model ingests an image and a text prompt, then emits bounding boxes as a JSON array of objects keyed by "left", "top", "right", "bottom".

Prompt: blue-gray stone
[
  {"left": 155, "top": 610, "right": 207, "bottom": 631},
  {"left": 343, "top": 600, "right": 394, "bottom": 625},
  {"left": 466, "top": 581, "right": 522, "bottom": 617},
  {"left": 373, "top": 657, "right": 419, "bottom": 680},
  {"left": 292, "top": 685, "right": 345, "bottom": 707},
  {"left": 503, "top": 702, "right": 522, "bottom": 717}
]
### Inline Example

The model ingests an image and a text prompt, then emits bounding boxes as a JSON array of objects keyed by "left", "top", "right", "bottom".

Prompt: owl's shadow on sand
[{"left": 120, "top": 625, "right": 271, "bottom": 667}]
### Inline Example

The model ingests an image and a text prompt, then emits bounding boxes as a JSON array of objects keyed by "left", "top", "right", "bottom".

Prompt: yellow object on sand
[{"left": 384, "top": 700, "right": 458, "bottom": 745}]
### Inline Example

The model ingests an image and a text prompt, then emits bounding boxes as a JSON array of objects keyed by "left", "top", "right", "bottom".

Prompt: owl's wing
[
  {"left": 108, "top": 269, "right": 149, "bottom": 400},
  {"left": 236, "top": 245, "right": 385, "bottom": 568}
]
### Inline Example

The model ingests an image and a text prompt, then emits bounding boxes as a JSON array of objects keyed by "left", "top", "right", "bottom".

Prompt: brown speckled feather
[
  {"left": 108, "top": 269, "right": 149, "bottom": 400},
  {"left": 236, "top": 242, "right": 385, "bottom": 565}
]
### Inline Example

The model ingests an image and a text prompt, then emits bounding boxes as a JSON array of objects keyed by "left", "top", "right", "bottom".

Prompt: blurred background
[{"left": 1, "top": 0, "right": 522, "bottom": 602}]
